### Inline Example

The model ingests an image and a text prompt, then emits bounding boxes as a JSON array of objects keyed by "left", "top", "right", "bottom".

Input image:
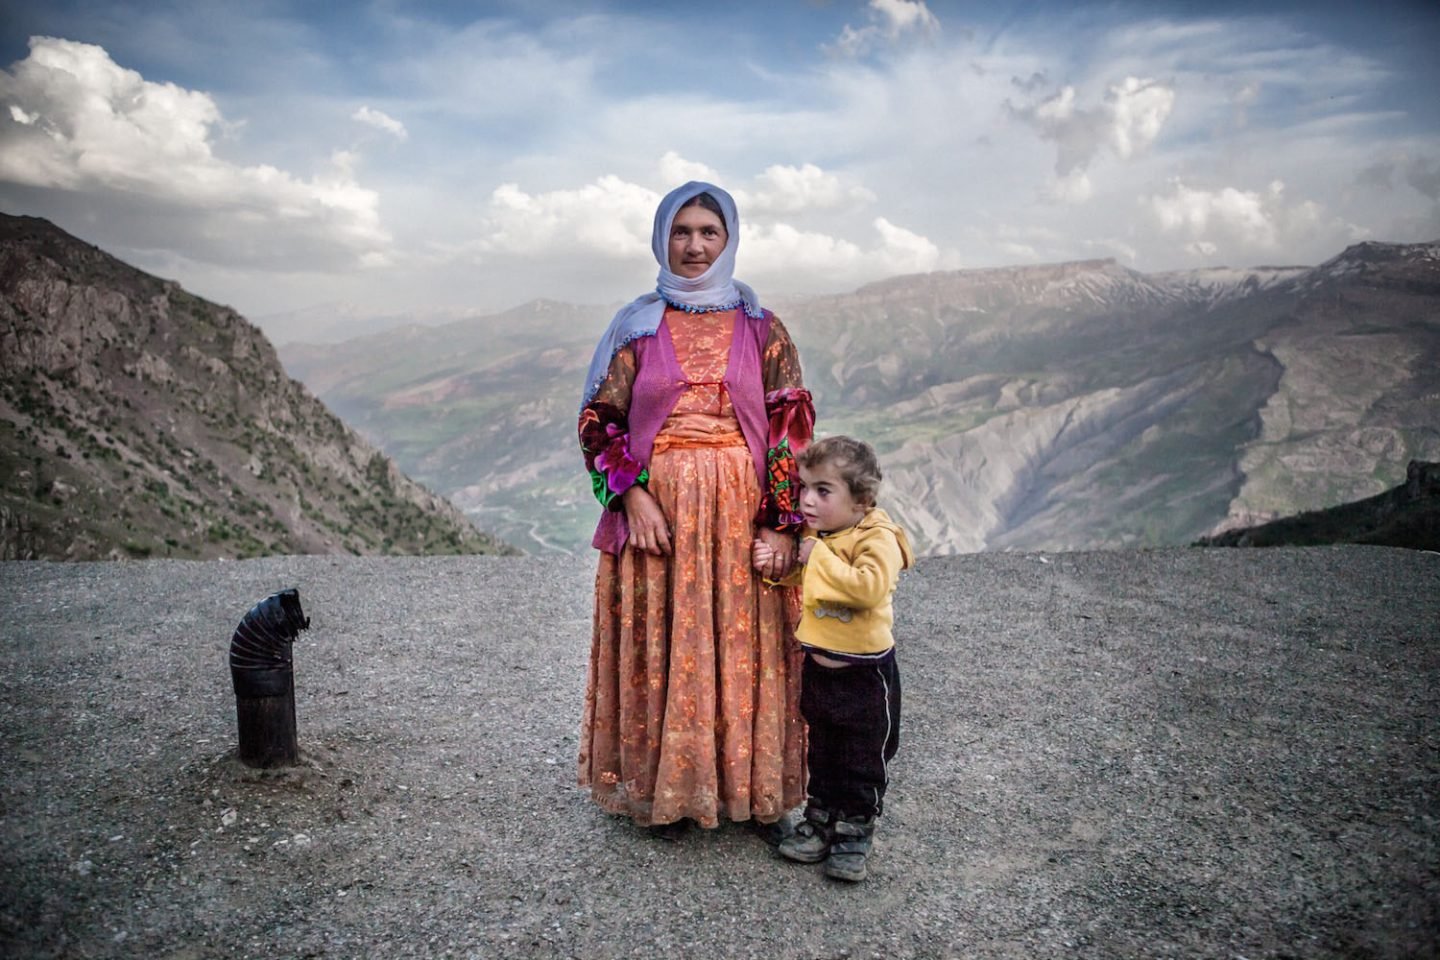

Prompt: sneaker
[
  {"left": 824, "top": 815, "right": 875, "bottom": 882},
  {"left": 777, "top": 806, "right": 833, "bottom": 864}
]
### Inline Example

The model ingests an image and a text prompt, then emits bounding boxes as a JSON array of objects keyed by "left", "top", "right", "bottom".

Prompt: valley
[{"left": 280, "top": 242, "right": 1440, "bottom": 555}]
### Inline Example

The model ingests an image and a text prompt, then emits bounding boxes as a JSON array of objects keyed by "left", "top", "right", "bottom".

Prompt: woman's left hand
[{"left": 755, "top": 527, "right": 796, "bottom": 580}]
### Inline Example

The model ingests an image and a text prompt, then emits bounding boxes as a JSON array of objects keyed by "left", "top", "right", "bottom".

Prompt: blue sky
[{"left": 1, "top": 0, "right": 1437, "bottom": 330}]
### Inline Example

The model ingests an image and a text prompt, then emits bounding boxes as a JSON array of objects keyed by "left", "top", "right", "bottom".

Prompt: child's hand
[
  {"left": 797, "top": 537, "right": 815, "bottom": 565},
  {"left": 751, "top": 538, "right": 775, "bottom": 572},
  {"left": 753, "top": 529, "right": 796, "bottom": 579}
]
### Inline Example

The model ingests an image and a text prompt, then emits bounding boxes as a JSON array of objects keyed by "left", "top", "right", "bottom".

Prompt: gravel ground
[{"left": 1, "top": 546, "right": 1437, "bottom": 959}]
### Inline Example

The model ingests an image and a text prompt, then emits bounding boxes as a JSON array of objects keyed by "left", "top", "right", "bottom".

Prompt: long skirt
[{"left": 578, "top": 441, "right": 805, "bottom": 828}]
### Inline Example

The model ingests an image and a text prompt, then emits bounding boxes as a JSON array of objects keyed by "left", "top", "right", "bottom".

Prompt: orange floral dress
[{"left": 578, "top": 309, "right": 808, "bottom": 828}]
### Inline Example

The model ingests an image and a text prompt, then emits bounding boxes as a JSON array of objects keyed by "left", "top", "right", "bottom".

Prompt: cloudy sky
[{"left": 1, "top": 0, "right": 1437, "bottom": 330}]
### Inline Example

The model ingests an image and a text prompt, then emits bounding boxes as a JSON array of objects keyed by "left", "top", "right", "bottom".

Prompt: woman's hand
[
  {"left": 754, "top": 527, "right": 796, "bottom": 580},
  {"left": 623, "top": 486, "right": 672, "bottom": 556},
  {"left": 797, "top": 536, "right": 815, "bottom": 566}
]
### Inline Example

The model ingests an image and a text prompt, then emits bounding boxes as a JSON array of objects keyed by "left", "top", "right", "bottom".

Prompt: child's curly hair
[{"left": 797, "top": 436, "right": 883, "bottom": 506}]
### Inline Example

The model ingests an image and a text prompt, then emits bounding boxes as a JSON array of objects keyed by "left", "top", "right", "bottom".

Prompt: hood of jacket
[{"left": 852, "top": 507, "right": 914, "bottom": 569}]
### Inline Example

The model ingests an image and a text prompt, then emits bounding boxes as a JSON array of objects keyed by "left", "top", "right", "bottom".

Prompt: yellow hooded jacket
[{"left": 784, "top": 507, "right": 914, "bottom": 657}]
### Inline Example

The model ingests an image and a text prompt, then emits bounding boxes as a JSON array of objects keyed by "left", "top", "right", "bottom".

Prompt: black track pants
[{"left": 800, "top": 650, "right": 901, "bottom": 819}]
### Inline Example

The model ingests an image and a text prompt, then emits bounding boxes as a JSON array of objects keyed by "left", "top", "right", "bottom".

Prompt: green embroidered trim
[
  {"left": 589, "top": 467, "right": 649, "bottom": 509},
  {"left": 590, "top": 469, "right": 615, "bottom": 508}
]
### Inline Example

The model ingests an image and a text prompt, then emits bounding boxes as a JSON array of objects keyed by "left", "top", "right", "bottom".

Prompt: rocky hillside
[
  {"left": 281, "top": 300, "right": 607, "bottom": 553},
  {"left": 279, "top": 242, "right": 1440, "bottom": 556},
  {"left": 0, "top": 213, "right": 515, "bottom": 560},
  {"left": 791, "top": 243, "right": 1440, "bottom": 553},
  {"left": 1196, "top": 459, "right": 1440, "bottom": 551}
]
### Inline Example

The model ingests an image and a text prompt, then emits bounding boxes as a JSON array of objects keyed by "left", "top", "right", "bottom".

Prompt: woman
[{"left": 577, "top": 181, "right": 815, "bottom": 833}]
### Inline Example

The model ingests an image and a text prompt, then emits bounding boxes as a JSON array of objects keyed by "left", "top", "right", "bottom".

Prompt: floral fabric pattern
[
  {"left": 579, "top": 402, "right": 647, "bottom": 511},
  {"left": 578, "top": 308, "right": 808, "bottom": 827},
  {"left": 757, "top": 387, "right": 814, "bottom": 530}
]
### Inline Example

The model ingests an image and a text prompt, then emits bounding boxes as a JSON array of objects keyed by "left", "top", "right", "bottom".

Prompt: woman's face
[{"left": 667, "top": 203, "right": 728, "bottom": 278}]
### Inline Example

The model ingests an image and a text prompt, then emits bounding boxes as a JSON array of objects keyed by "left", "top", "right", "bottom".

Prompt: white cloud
[
  {"left": 2, "top": 8, "right": 1432, "bottom": 318},
  {"left": 352, "top": 105, "right": 407, "bottom": 141},
  {"left": 1044, "top": 168, "right": 1094, "bottom": 205},
  {"left": 474, "top": 164, "right": 928, "bottom": 287},
  {"left": 0, "top": 36, "right": 389, "bottom": 269},
  {"left": 872, "top": 0, "right": 941, "bottom": 36},
  {"left": 477, "top": 175, "right": 658, "bottom": 259},
  {"left": 478, "top": 156, "right": 882, "bottom": 266},
  {"left": 831, "top": 0, "right": 940, "bottom": 58},
  {"left": 0, "top": 37, "right": 223, "bottom": 190},
  {"left": 873, "top": 216, "right": 941, "bottom": 273},
  {"left": 740, "top": 215, "right": 945, "bottom": 291},
  {"left": 1010, "top": 76, "right": 1175, "bottom": 179},
  {"left": 743, "top": 221, "right": 865, "bottom": 276},
  {"left": 1144, "top": 178, "right": 1363, "bottom": 260},
  {"left": 1148, "top": 179, "right": 1280, "bottom": 249},
  {"left": 658, "top": 151, "right": 720, "bottom": 186},
  {"left": 737, "top": 163, "right": 877, "bottom": 215},
  {"left": 1106, "top": 76, "right": 1173, "bottom": 159}
]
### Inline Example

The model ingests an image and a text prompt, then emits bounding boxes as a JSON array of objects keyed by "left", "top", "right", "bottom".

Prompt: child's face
[{"left": 798, "top": 460, "right": 868, "bottom": 534}]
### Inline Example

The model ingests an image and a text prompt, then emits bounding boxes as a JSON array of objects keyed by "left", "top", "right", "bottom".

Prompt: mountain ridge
[
  {"left": 0, "top": 213, "right": 516, "bottom": 560},
  {"left": 278, "top": 240, "right": 1438, "bottom": 556},
  {"left": 1196, "top": 458, "right": 1439, "bottom": 550},
  {"left": 6, "top": 209, "right": 1430, "bottom": 559}
]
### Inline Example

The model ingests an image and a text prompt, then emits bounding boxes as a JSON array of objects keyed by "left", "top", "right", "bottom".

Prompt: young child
[{"left": 752, "top": 435, "right": 913, "bottom": 882}]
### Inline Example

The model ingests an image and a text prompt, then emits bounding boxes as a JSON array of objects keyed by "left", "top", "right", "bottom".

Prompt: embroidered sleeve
[
  {"left": 761, "top": 314, "right": 805, "bottom": 392},
  {"left": 757, "top": 315, "right": 815, "bottom": 530},
  {"left": 579, "top": 345, "right": 646, "bottom": 511}
]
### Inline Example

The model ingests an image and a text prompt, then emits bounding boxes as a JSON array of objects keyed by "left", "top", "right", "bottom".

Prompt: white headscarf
[{"left": 580, "top": 181, "right": 761, "bottom": 408}]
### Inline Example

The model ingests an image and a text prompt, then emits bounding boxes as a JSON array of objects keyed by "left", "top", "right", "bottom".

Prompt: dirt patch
[{"left": 1, "top": 549, "right": 1437, "bottom": 958}]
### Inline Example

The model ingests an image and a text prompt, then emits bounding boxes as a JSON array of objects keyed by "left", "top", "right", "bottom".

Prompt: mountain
[
  {"left": 1195, "top": 459, "right": 1439, "bottom": 550},
  {"left": 280, "top": 300, "right": 606, "bottom": 552},
  {"left": 787, "top": 244, "right": 1440, "bottom": 552},
  {"left": 256, "top": 303, "right": 509, "bottom": 346},
  {"left": 278, "top": 242, "right": 1440, "bottom": 556},
  {"left": 0, "top": 213, "right": 516, "bottom": 561}
]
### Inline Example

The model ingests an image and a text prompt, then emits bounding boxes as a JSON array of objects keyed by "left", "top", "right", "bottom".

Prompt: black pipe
[
  {"left": 230, "top": 588, "right": 309, "bottom": 767},
  {"left": 230, "top": 588, "right": 309, "bottom": 697}
]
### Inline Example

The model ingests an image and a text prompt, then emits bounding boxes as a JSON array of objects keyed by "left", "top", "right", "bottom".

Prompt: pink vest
[{"left": 592, "top": 309, "right": 773, "bottom": 554}]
